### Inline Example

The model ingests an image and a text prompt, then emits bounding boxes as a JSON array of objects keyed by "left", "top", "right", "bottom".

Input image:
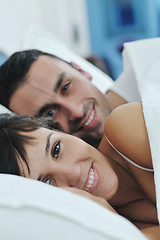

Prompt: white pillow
[
  {"left": 0, "top": 104, "right": 12, "bottom": 114},
  {"left": 21, "top": 25, "right": 113, "bottom": 94},
  {"left": 0, "top": 174, "right": 147, "bottom": 240}
]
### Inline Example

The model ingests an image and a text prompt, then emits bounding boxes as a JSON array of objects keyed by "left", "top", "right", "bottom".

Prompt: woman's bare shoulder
[{"left": 104, "top": 102, "right": 153, "bottom": 169}]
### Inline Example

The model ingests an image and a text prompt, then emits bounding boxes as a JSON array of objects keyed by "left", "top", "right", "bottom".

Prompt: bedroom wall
[
  {"left": 0, "top": 0, "right": 37, "bottom": 54},
  {"left": 0, "top": 0, "right": 90, "bottom": 56}
]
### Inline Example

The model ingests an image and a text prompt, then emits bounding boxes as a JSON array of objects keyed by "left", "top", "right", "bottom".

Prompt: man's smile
[
  {"left": 82, "top": 108, "right": 96, "bottom": 129},
  {"left": 74, "top": 104, "right": 98, "bottom": 133}
]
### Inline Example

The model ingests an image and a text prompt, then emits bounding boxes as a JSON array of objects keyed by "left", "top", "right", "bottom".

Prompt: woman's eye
[
  {"left": 52, "top": 141, "right": 60, "bottom": 158},
  {"left": 44, "top": 178, "right": 57, "bottom": 186},
  {"left": 62, "top": 82, "right": 70, "bottom": 94},
  {"left": 45, "top": 179, "right": 51, "bottom": 185}
]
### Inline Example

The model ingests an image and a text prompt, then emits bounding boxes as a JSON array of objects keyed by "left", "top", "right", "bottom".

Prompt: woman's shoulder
[
  {"left": 104, "top": 102, "right": 142, "bottom": 148},
  {"left": 104, "top": 102, "right": 153, "bottom": 170},
  {"left": 105, "top": 102, "right": 142, "bottom": 129}
]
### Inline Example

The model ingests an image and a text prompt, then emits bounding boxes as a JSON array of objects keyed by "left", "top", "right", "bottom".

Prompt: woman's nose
[{"left": 54, "top": 165, "right": 81, "bottom": 188}]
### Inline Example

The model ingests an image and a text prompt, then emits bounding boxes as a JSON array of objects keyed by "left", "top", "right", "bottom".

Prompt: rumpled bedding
[
  {"left": 0, "top": 35, "right": 158, "bottom": 239},
  {"left": 123, "top": 38, "right": 160, "bottom": 224}
]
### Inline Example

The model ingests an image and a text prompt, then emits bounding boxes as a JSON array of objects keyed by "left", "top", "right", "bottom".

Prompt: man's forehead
[
  {"left": 9, "top": 83, "right": 45, "bottom": 115},
  {"left": 9, "top": 55, "right": 80, "bottom": 116},
  {"left": 31, "top": 55, "right": 69, "bottom": 72},
  {"left": 9, "top": 57, "right": 66, "bottom": 115},
  {"left": 27, "top": 55, "right": 70, "bottom": 84}
]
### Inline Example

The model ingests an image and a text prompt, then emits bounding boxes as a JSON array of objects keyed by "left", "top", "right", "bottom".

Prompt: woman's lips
[{"left": 83, "top": 164, "right": 99, "bottom": 193}]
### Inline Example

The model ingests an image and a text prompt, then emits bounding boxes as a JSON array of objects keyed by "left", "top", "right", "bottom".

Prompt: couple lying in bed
[
  {"left": 0, "top": 45, "right": 159, "bottom": 239},
  {"left": 0, "top": 101, "right": 159, "bottom": 239}
]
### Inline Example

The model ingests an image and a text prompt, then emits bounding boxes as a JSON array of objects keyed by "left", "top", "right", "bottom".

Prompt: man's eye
[
  {"left": 61, "top": 82, "right": 70, "bottom": 94},
  {"left": 52, "top": 141, "right": 60, "bottom": 158},
  {"left": 46, "top": 110, "right": 54, "bottom": 117}
]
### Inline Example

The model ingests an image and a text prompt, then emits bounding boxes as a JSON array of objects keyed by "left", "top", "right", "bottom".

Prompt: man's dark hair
[
  {"left": 0, "top": 113, "right": 63, "bottom": 176},
  {"left": 0, "top": 49, "right": 70, "bottom": 109}
]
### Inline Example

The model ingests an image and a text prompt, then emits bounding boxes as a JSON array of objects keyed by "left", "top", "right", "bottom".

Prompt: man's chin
[
  {"left": 77, "top": 134, "right": 102, "bottom": 148},
  {"left": 74, "top": 122, "right": 104, "bottom": 148}
]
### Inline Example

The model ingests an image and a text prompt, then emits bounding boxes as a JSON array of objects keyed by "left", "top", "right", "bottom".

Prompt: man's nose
[
  {"left": 61, "top": 101, "right": 83, "bottom": 120},
  {"left": 54, "top": 99, "right": 84, "bottom": 133}
]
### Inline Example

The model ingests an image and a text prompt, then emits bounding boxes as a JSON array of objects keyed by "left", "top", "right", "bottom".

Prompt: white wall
[
  {"left": 0, "top": 0, "right": 91, "bottom": 56},
  {"left": 0, "top": 0, "right": 37, "bottom": 54}
]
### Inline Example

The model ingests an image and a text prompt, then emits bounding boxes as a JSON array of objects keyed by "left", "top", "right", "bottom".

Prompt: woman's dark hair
[{"left": 0, "top": 113, "right": 62, "bottom": 176}]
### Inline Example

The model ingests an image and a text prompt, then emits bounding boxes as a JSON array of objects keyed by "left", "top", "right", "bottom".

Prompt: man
[{"left": 0, "top": 49, "right": 140, "bottom": 147}]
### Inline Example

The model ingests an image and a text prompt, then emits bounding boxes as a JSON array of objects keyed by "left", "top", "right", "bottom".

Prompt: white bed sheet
[
  {"left": 0, "top": 174, "right": 147, "bottom": 240},
  {"left": 123, "top": 38, "right": 160, "bottom": 224}
]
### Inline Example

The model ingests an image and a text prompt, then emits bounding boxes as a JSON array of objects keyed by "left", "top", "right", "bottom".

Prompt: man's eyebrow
[
  {"left": 54, "top": 72, "right": 66, "bottom": 93},
  {"left": 35, "top": 72, "right": 66, "bottom": 117},
  {"left": 35, "top": 103, "right": 53, "bottom": 117},
  {"left": 45, "top": 133, "right": 53, "bottom": 156}
]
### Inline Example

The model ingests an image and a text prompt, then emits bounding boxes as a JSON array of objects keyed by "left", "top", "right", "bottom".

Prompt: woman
[{"left": 0, "top": 102, "right": 159, "bottom": 239}]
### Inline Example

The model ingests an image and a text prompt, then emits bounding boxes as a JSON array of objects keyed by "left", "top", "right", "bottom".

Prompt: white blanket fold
[{"left": 123, "top": 38, "right": 160, "bottom": 224}]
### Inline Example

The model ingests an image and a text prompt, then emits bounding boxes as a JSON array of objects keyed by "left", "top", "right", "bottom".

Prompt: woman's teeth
[
  {"left": 83, "top": 110, "right": 94, "bottom": 127},
  {"left": 84, "top": 167, "right": 95, "bottom": 192}
]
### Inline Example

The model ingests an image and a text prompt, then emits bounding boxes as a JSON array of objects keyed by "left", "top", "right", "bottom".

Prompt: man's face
[{"left": 9, "top": 56, "right": 111, "bottom": 147}]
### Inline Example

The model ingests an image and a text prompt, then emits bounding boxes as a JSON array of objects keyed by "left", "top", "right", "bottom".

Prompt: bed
[{"left": 1, "top": 26, "right": 159, "bottom": 239}]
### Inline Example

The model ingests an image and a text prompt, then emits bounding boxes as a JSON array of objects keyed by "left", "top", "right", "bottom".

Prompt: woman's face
[{"left": 19, "top": 127, "right": 118, "bottom": 200}]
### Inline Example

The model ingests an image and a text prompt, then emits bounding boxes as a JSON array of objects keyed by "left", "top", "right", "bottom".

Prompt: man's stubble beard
[
  {"left": 82, "top": 99, "right": 111, "bottom": 148},
  {"left": 80, "top": 132, "right": 102, "bottom": 148}
]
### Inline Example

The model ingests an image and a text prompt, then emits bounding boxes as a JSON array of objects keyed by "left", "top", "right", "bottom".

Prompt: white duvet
[{"left": 123, "top": 38, "right": 160, "bottom": 224}]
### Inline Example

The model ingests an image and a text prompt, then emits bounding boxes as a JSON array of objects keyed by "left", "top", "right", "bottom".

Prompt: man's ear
[{"left": 70, "top": 61, "right": 92, "bottom": 81}]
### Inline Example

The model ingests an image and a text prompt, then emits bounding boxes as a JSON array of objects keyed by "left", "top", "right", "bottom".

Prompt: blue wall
[
  {"left": 86, "top": 0, "right": 160, "bottom": 79},
  {"left": 0, "top": 51, "right": 8, "bottom": 66}
]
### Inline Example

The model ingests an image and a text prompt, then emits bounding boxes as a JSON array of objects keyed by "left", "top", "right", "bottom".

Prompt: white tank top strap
[{"left": 105, "top": 135, "right": 154, "bottom": 172}]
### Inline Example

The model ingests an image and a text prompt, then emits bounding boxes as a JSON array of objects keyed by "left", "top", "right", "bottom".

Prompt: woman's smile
[
  {"left": 19, "top": 127, "right": 118, "bottom": 201},
  {"left": 83, "top": 164, "right": 99, "bottom": 193}
]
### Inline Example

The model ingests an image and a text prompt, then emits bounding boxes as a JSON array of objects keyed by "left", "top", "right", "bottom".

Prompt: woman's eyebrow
[
  {"left": 45, "top": 133, "right": 53, "bottom": 156},
  {"left": 36, "top": 133, "right": 53, "bottom": 181}
]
